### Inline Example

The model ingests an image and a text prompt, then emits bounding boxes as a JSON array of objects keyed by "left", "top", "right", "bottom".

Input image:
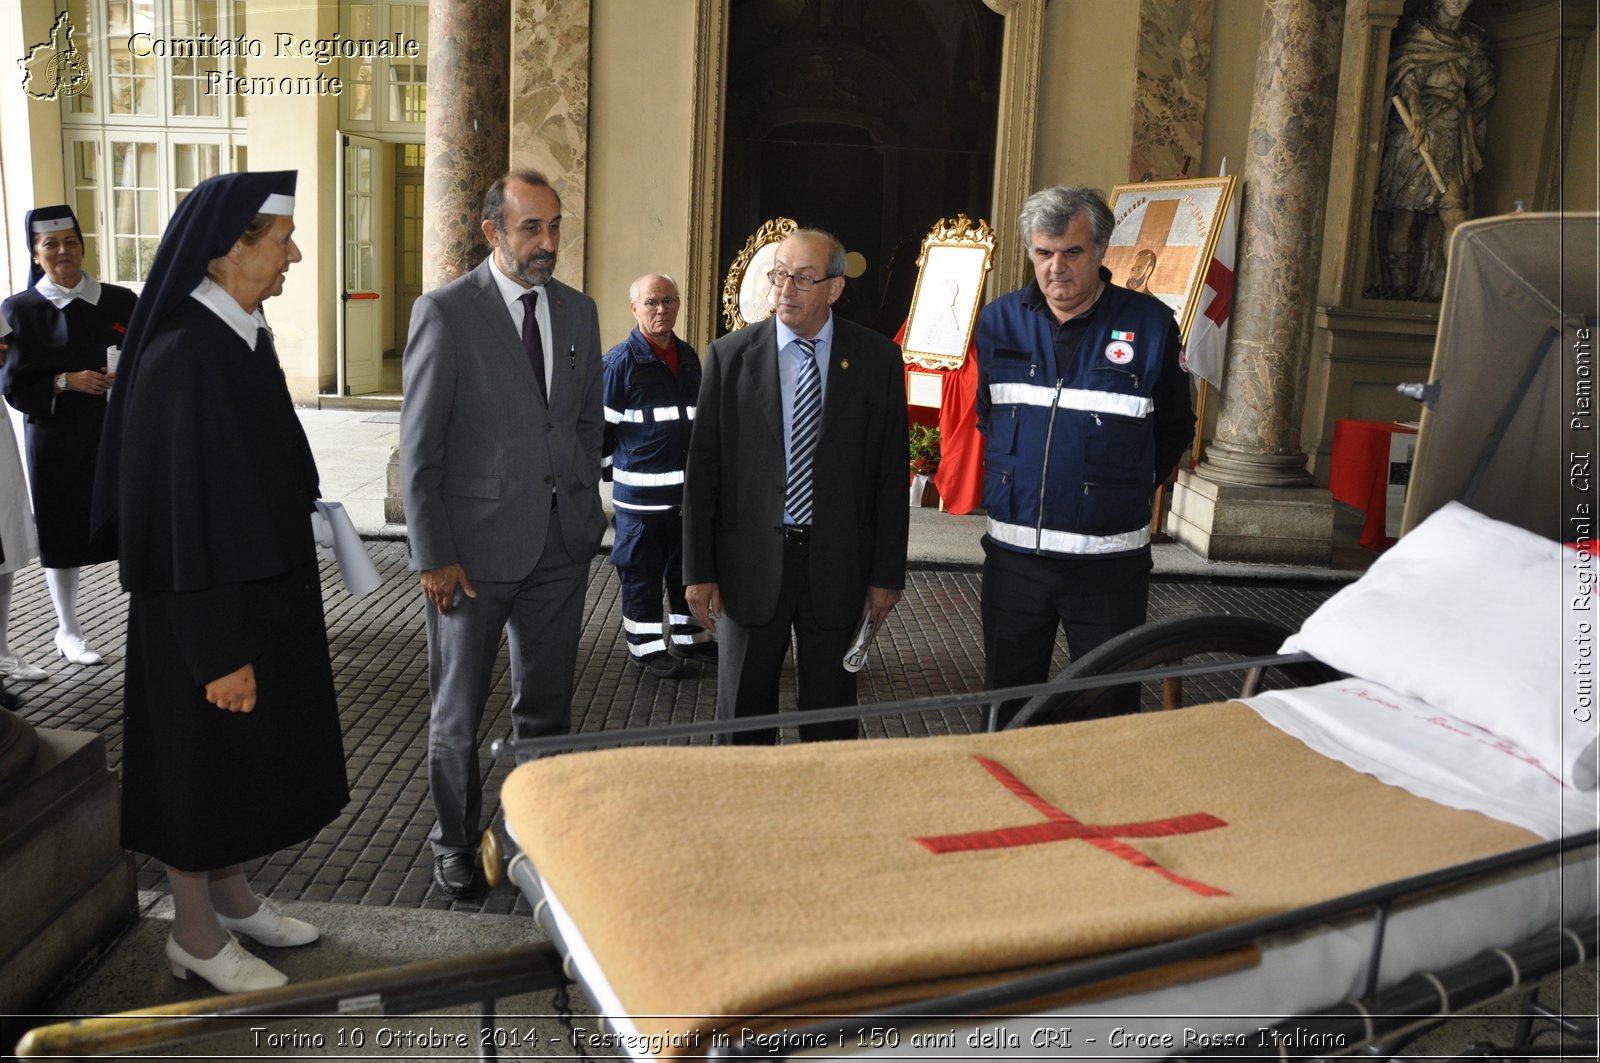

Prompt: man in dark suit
[
  {"left": 685, "top": 229, "right": 908, "bottom": 743},
  {"left": 399, "top": 171, "right": 605, "bottom": 896}
]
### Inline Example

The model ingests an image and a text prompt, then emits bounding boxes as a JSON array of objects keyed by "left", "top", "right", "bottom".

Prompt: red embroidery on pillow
[{"left": 915, "top": 755, "right": 1231, "bottom": 897}]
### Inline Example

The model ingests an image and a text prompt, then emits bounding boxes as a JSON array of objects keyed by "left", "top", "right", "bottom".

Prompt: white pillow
[{"left": 1282, "top": 503, "right": 1595, "bottom": 789}]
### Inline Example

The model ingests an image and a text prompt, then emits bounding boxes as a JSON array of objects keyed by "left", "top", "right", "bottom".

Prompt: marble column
[
  {"left": 1168, "top": 0, "right": 1343, "bottom": 563},
  {"left": 422, "top": 0, "right": 510, "bottom": 289}
]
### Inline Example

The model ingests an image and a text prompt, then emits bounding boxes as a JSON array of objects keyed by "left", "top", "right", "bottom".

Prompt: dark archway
[{"left": 719, "top": 0, "right": 1004, "bottom": 336}]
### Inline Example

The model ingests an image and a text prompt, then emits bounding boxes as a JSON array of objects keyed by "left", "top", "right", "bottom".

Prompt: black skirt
[{"left": 120, "top": 562, "right": 349, "bottom": 871}]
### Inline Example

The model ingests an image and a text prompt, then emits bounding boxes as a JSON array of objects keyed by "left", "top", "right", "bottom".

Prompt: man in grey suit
[
  {"left": 399, "top": 171, "right": 605, "bottom": 896},
  {"left": 685, "top": 229, "right": 908, "bottom": 744}
]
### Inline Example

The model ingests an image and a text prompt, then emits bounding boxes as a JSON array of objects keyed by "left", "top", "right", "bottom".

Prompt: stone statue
[{"left": 1368, "top": 0, "right": 1494, "bottom": 301}]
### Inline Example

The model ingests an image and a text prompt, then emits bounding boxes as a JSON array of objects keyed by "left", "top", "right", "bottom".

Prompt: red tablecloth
[{"left": 1328, "top": 419, "right": 1419, "bottom": 550}]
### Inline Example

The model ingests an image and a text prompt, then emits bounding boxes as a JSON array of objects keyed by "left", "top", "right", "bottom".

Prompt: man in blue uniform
[
  {"left": 975, "top": 186, "right": 1195, "bottom": 722},
  {"left": 603, "top": 273, "right": 715, "bottom": 679}
]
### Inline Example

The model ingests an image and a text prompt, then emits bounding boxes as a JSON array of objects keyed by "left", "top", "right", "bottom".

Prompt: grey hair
[
  {"left": 629, "top": 273, "right": 680, "bottom": 302},
  {"left": 787, "top": 228, "right": 848, "bottom": 279},
  {"left": 1017, "top": 185, "right": 1114, "bottom": 250}
]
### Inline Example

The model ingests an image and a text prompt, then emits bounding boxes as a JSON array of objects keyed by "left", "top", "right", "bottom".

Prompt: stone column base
[
  {"left": 385, "top": 444, "right": 405, "bottom": 525},
  {"left": 1168, "top": 469, "right": 1335, "bottom": 565}
]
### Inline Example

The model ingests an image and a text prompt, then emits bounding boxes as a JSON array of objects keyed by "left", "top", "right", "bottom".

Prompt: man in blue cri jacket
[
  {"left": 602, "top": 273, "right": 716, "bottom": 679},
  {"left": 975, "top": 185, "right": 1195, "bottom": 725}
]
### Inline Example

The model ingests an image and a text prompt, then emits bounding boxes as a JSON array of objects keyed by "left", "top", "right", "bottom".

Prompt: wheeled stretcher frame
[{"left": 488, "top": 648, "right": 1599, "bottom": 1063}]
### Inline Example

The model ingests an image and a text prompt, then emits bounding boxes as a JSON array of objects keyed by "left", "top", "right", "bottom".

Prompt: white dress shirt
[{"left": 487, "top": 257, "right": 554, "bottom": 398}]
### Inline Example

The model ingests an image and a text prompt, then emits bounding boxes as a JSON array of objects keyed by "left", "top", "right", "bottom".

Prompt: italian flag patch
[{"left": 1111, "top": 329, "right": 1135, "bottom": 342}]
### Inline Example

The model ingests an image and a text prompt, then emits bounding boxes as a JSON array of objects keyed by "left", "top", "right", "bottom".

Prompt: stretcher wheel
[
  {"left": 1002, "top": 613, "right": 1341, "bottom": 729},
  {"left": 482, "top": 826, "right": 504, "bottom": 888}
]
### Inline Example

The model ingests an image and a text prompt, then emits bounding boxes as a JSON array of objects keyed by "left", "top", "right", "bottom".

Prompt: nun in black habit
[
  {"left": 93, "top": 171, "right": 349, "bottom": 994},
  {"left": 1, "top": 205, "right": 135, "bottom": 667}
]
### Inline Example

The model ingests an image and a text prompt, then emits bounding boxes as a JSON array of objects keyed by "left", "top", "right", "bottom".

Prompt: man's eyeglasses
[
  {"left": 639, "top": 297, "right": 678, "bottom": 309},
  {"left": 766, "top": 270, "right": 838, "bottom": 292}
]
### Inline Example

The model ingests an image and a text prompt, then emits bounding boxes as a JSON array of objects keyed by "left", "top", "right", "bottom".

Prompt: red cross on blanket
[{"left": 914, "top": 755, "right": 1231, "bottom": 898}]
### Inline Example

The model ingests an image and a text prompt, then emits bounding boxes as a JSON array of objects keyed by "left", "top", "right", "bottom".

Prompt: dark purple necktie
[{"left": 519, "top": 289, "right": 547, "bottom": 402}]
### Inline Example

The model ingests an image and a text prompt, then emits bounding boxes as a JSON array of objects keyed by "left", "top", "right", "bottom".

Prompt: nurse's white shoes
[
  {"left": 53, "top": 632, "right": 102, "bottom": 665},
  {"left": 217, "top": 898, "right": 320, "bottom": 948},
  {"left": 166, "top": 934, "right": 287, "bottom": 993},
  {"left": 0, "top": 653, "right": 47, "bottom": 681}
]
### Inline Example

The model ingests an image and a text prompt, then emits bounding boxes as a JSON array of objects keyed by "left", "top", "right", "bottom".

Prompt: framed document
[
  {"left": 721, "top": 216, "right": 798, "bottom": 331},
  {"left": 901, "top": 214, "right": 995, "bottom": 371},
  {"left": 906, "top": 368, "right": 944, "bottom": 409},
  {"left": 1104, "top": 176, "right": 1237, "bottom": 339}
]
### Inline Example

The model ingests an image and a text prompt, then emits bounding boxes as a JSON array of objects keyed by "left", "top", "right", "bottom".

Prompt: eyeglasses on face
[{"left": 766, "top": 269, "right": 838, "bottom": 293}]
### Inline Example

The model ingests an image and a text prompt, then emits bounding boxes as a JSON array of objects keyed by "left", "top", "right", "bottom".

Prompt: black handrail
[{"left": 490, "top": 651, "right": 1322, "bottom": 758}]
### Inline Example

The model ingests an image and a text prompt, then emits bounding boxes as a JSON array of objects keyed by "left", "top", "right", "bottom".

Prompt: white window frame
[
  {"left": 339, "top": 0, "right": 427, "bottom": 135},
  {"left": 56, "top": 0, "right": 247, "bottom": 287},
  {"left": 61, "top": 130, "right": 242, "bottom": 288}
]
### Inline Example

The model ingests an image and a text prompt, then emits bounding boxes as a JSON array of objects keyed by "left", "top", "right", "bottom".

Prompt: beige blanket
[{"left": 503, "top": 703, "right": 1535, "bottom": 1054}]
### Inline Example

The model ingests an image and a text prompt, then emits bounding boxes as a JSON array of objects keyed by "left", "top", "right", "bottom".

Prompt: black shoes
[
  {"left": 669, "top": 641, "right": 719, "bottom": 663},
  {"left": 631, "top": 651, "right": 684, "bottom": 679},
  {"left": 630, "top": 641, "right": 718, "bottom": 677},
  {"left": 433, "top": 853, "right": 475, "bottom": 898}
]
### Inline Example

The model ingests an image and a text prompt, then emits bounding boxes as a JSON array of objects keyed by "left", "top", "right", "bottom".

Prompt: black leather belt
[{"left": 782, "top": 524, "right": 811, "bottom": 545}]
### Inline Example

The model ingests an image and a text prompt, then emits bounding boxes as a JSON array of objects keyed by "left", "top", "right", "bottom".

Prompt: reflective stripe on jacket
[
  {"left": 602, "top": 328, "right": 701, "bottom": 508},
  {"left": 975, "top": 280, "right": 1186, "bottom": 557}
]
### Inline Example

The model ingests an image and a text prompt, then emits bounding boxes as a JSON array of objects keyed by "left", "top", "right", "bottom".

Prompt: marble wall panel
[
  {"left": 1129, "top": 0, "right": 1215, "bottom": 182},
  {"left": 510, "top": 0, "right": 592, "bottom": 290}
]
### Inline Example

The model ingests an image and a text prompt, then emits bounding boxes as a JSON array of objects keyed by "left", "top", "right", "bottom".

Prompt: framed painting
[
  {"left": 721, "top": 216, "right": 798, "bottom": 331},
  {"left": 1104, "top": 176, "right": 1237, "bottom": 339},
  {"left": 901, "top": 214, "right": 995, "bottom": 371}
]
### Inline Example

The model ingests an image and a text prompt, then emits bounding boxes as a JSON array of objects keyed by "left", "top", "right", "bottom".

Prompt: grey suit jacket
[
  {"left": 399, "top": 257, "right": 605, "bottom": 582},
  {"left": 683, "top": 315, "right": 909, "bottom": 629}
]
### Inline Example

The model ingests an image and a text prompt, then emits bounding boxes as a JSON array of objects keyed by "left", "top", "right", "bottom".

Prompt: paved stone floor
[{"left": 6, "top": 546, "right": 1333, "bottom": 917}]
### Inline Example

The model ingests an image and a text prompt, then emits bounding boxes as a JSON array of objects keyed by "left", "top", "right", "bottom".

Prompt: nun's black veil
[{"left": 90, "top": 170, "right": 296, "bottom": 538}]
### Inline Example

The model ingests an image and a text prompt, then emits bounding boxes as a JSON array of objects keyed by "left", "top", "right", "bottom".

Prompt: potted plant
[
  {"left": 908, "top": 424, "right": 940, "bottom": 507},
  {"left": 909, "top": 423, "right": 941, "bottom": 477}
]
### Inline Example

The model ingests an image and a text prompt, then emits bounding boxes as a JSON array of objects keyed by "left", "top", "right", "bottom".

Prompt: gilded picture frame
[
  {"left": 1104, "top": 176, "right": 1237, "bottom": 339},
  {"left": 901, "top": 214, "right": 995, "bottom": 371},
  {"left": 721, "top": 216, "right": 798, "bottom": 332}
]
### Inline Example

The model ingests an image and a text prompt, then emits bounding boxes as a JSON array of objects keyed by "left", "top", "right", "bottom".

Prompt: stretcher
[
  {"left": 496, "top": 680, "right": 1595, "bottom": 1060},
  {"left": 489, "top": 213, "right": 1599, "bottom": 1060}
]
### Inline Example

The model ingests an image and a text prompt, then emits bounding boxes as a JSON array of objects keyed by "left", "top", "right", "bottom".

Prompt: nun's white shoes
[
  {"left": 53, "top": 632, "right": 102, "bottom": 665},
  {"left": 0, "top": 653, "right": 47, "bottom": 682},
  {"left": 217, "top": 898, "right": 320, "bottom": 948},
  {"left": 166, "top": 933, "right": 287, "bottom": 993}
]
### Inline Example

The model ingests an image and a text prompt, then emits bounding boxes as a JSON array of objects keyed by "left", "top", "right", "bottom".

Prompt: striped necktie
[{"left": 785, "top": 337, "right": 822, "bottom": 525}]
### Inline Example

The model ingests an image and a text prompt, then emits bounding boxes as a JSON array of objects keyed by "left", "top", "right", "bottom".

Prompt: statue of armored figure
[{"left": 1368, "top": 0, "right": 1494, "bottom": 301}]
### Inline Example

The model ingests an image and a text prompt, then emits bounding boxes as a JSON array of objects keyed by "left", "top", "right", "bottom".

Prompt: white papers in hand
[
  {"left": 310, "top": 500, "right": 382, "bottom": 595},
  {"left": 843, "top": 609, "right": 878, "bottom": 673}
]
